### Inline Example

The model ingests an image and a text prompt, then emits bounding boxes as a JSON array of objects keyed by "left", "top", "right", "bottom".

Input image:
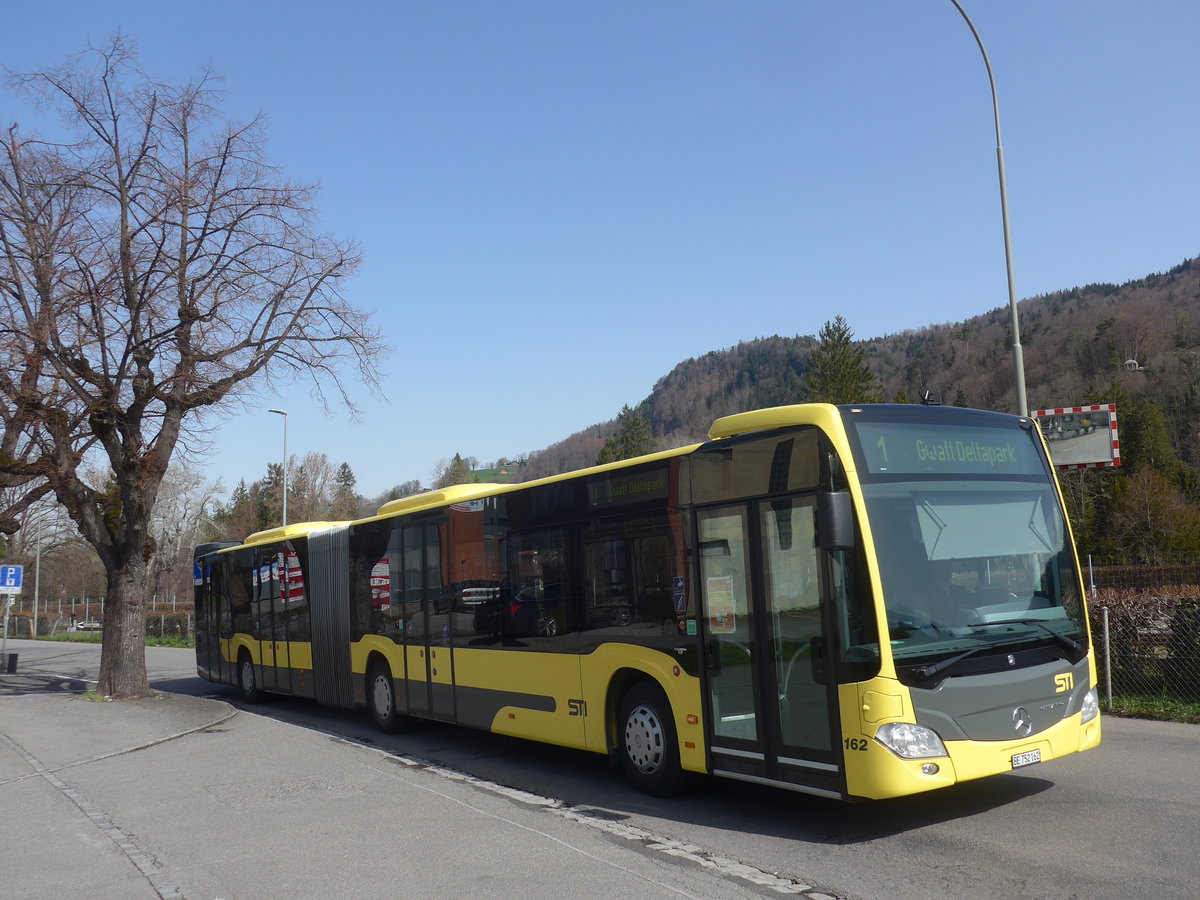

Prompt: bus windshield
[{"left": 844, "top": 411, "right": 1087, "bottom": 677}]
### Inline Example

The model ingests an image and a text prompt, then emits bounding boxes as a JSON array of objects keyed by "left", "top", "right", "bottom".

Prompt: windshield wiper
[
  {"left": 965, "top": 619, "right": 1078, "bottom": 651},
  {"left": 914, "top": 645, "right": 984, "bottom": 681}
]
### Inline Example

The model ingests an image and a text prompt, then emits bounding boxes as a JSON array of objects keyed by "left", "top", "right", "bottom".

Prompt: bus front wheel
[{"left": 618, "top": 682, "right": 686, "bottom": 796}]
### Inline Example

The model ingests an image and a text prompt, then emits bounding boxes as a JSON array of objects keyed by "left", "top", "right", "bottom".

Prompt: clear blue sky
[{"left": 5, "top": 2, "right": 1199, "bottom": 502}]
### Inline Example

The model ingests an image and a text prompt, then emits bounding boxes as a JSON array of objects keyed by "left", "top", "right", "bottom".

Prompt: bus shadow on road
[
  {"left": 150, "top": 676, "right": 210, "bottom": 694},
  {"left": 671, "top": 771, "right": 1055, "bottom": 844},
  {"left": 184, "top": 682, "right": 1053, "bottom": 845}
]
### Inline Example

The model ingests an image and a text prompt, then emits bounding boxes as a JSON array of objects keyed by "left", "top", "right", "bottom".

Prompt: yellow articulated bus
[{"left": 194, "top": 403, "right": 1100, "bottom": 799}]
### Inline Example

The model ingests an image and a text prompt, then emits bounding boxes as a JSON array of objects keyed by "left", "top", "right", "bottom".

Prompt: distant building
[{"left": 470, "top": 465, "right": 518, "bottom": 484}]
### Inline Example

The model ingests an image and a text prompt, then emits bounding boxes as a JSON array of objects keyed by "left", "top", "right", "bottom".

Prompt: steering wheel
[{"left": 888, "top": 604, "right": 948, "bottom": 635}]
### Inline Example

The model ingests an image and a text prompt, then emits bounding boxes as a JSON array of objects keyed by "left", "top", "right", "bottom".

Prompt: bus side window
[
  {"left": 633, "top": 533, "right": 673, "bottom": 626},
  {"left": 508, "top": 528, "right": 575, "bottom": 644},
  {"left": 583, "top": 516, "right": 677, "bottom": 634},
  {"left": 585, "top": 535, "right": 628, "bottom": 627},
  {"left": 282, "top": 545, "right": 311, "bottom": 643}
]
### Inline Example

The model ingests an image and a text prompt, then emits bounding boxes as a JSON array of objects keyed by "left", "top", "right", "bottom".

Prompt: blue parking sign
[{"left": 0, "top": 565, "right": 23, "bottom": 590}]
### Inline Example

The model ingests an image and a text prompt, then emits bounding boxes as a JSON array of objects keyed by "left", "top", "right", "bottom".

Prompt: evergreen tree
[
  {"left": 332, "top": 462, "right": 358, "bottom": 519},
  {"left": 597, "top": 405, "right": 655, "bottom": 464},
  {"left": 213, "top": 478, "right": 258, "bottom": 540},
  {"left": 258, "top": 463, "right": 284, "bottom": 530},
  {"left": 1104, "top": 469, "right": 1200, "bottom": 562},
  {"left": 229, "top": 479, "right": 249, "bottom": 511},
  {"left": 801, "top": 316, "right": 883, "bottom": 404},
  {"left": 953, "top": 388, "right": 971, "bottom": 408},
  {"left": 433, "top": 453, "right": 475, "bottom": 489},
  {"left": 1121, "top": 401, "right": 1180, "bottom": 483}
]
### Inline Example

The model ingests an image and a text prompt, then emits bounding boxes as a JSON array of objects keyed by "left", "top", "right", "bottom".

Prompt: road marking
[{"left": 337, "top": 734, "right": 842, "bottom": 898}]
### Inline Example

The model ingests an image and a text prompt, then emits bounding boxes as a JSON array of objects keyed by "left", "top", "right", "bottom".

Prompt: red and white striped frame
[{"left": 1032, "top": 403, "right": 1120, "bottom": 470}]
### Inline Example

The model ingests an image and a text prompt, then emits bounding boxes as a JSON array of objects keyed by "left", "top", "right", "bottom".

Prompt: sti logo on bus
[{"left": 1054, "top": 672, "right": 1074, "bottom": 693}]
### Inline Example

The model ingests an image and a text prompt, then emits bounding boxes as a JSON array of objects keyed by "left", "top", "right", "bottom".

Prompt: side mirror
[{"left": 818, "top": 491, "right": 855, "bottom": 551}]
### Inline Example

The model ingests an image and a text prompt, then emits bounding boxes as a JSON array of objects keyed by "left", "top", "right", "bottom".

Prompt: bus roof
[
  {"left": 240, "top": 521, "right": 346, "bottom": 548},
  {"left": 376, "top": 482, "right": 519, "bottom": 517},
  {"left": 709, "top": 403, "right": 839, "bottom": 440}
]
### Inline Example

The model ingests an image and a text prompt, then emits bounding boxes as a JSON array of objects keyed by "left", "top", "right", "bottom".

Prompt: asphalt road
[
  {"left": 1045, "top": 426, "right": 1113, "bottom": 467},
  {"left": 8, "top": 639, "right": 1199, "bottom": 900}
]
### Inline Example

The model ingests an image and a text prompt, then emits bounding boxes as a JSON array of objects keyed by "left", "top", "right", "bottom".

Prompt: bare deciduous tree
[
  {"left": 0, "top": 37, "right": 386, "bottom": 696},
  {"left": 288, "top": 451, "right": 336, "bottom": 524},
  {"left": 148, "top": 462, "right": 222, "bottom": 607}
]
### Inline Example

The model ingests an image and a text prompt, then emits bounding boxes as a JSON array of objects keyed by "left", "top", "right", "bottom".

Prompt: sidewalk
[{"left": 0, "top": 659, "right": 805, "bottom": 900}]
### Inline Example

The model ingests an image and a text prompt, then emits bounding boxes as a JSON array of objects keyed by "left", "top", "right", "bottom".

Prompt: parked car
[{"left": 473, "top": 583, "right": 577, "bottom": 638}]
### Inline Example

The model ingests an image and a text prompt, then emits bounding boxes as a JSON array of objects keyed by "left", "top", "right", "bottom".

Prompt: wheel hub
[
  {"left": 624, "top": 704, "right": 664, "bottom": 773},
  {"left": 373, "top": 675, "right": 391, "bottom": 718}
]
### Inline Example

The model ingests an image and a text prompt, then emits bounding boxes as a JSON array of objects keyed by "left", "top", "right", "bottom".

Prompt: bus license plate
[{"left": 1011, "top": 749, "right": 1041, "bottom": 769}]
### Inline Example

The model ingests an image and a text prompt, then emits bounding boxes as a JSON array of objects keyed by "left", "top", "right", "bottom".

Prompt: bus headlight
[
  {"left": 1080, "top": 686, "right": 1099, "bottom": 724},
  {"left": 875, "top": 722, "right": 948, "bottom": 759}
]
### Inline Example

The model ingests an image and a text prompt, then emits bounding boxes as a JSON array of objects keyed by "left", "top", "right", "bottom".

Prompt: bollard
[{"left": 3, "top": 652, "right": 16, "bottom": 674}]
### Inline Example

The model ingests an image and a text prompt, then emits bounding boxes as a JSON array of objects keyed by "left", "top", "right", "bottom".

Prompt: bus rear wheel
[
  {"left": 367, "top": 661, "right": 409, "bottom": 734},
  {"left": 618, "top": 681, "right": 687, "bottom": 796},
  {"left": 238, "top": 652, "right": 264, "bottom": 704}
]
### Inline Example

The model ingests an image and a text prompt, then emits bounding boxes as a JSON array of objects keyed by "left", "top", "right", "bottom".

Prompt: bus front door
[{"left": 698, "top": 499, "right": 842, "bottom": 797}]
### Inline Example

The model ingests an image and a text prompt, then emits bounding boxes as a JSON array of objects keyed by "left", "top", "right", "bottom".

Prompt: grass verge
[
  {"left": 1107, "top": 695, "right": 1200, "bottom": 725},
  {"left": 32, "top": 633, "right": 194, "bottom": 648}
]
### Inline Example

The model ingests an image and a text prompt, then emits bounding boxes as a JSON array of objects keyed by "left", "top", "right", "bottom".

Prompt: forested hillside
[
  {"left": 514, "top": 255, "right": 1200, "bottom": 559},
  {"left": 206, "top": 255, "right": 1200, "bottom": 556}
]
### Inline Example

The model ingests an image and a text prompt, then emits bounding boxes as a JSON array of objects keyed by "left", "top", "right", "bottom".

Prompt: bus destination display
[{"left": 853, "top": 421, "right": 1044, "bottom": 476}]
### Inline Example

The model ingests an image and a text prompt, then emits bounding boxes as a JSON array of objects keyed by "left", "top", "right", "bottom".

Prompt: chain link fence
[
  {"left": 1, "top": 610, "right": 193, "bottom": 640},
  {"left": 1085, "top": 555, "right": 1200, "bottom": 707}
]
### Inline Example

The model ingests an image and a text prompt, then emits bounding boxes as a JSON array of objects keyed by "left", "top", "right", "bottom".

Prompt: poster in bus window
[
  {"left": 707, "top": 575, "right": 736, "bottom": 633},
  {"left": 371, "top": 558, "right": 391, "bottom": 609},
  {"left": 281, "top": 550, "right": 305, "bottom": 605}
]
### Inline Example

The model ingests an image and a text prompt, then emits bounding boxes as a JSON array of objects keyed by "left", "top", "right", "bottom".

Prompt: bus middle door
[
  {"left": 254, "top": 550, "right": 292, "bottom": 694},
  {"left": 403, "top": 522, "right": 456, "bottom": 722},
  {"left": 271, "top": 548, "right": 295, "bottom": 694}
]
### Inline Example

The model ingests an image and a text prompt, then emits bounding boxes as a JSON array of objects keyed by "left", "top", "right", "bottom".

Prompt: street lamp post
[
  {"left": 268, "top": 409, "right": 288, "bottom": 526},
  {"left": 949, "top": 0, "right": 1029, "bottom": 417},
  {"left": 32, "top": 529, "right": 40, "bottom": 639}
]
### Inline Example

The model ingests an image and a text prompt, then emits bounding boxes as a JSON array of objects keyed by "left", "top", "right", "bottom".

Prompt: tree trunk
[{"left": 97, "top": 560, "right": 150, "bottom": 698}]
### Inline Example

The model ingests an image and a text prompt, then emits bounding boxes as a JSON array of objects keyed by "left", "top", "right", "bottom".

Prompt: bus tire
[
  {"left": 238, "top": 651, "right": 264, "bottom": 704},
  {"left": 367, "top": 660, "right": 407, "bottom": 734},
  {"left": 618, "top": 681, "right": 687, "bottom": 796}
]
